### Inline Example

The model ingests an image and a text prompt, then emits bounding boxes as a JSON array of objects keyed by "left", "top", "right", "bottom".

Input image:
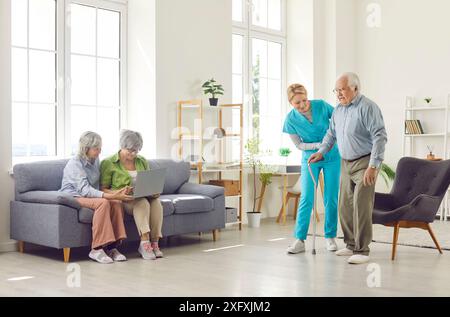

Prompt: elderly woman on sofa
[
  {"left": 100, "top": 129, "right": 164, "bottom": 260},
  {"left": 60, "top": 131, "right": 133, "bottom": 264}
]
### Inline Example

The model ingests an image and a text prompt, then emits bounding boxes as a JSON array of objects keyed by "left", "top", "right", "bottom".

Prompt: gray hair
[
  {"left": 120, "top": 129, "right": 143, "bottom": 152},
  {"left": 341, "top": 72, "right": 361, "bottom": 92},
  {"left": 78, "top": 131, "right": 102, "bottom": 160}
]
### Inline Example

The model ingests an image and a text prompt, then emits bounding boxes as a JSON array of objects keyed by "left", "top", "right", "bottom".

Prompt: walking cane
[{"left": 308, "top": 162, "right": 318, "bottom": 255}]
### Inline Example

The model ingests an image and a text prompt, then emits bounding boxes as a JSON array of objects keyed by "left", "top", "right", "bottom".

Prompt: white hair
[
  {"left": 120, "top": 129, "right": 143, "bottom": 152},
  {"left": 341, "top": 72, "right": 361, "bottom": 92},
  {"left": 78, "top": 131, "right": 102, "bottom": 160}
]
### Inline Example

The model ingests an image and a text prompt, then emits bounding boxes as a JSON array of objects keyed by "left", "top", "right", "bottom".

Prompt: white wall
[
  {"left": 287, "top": 0, "right": 314, "bottom": 96},
  {"left": 127, "top": 0, "right": 157, "bottom": 158},
  {"left": 0, "top": 0, "right": 14, "bottom": 252},
  {"left": 354, "top": 0, "right": 450, "bottom": 196},
  {"left": 155, "top": 0, "right": 232, "bottom": 159}
]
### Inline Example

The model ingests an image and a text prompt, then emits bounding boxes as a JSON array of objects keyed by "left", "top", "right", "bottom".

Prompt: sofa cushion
[
  {"left": 148, "top": 159, "right": 190, "bottom": 194},
  {"left": 159, "top": 197, "right": 175, "bottom": 216},
  {"left": 18, "top": 191, "right": 81, "bottom": 210},
  {"left": 77, "top": 199, "right": 175, "bottom": 224},
  {"left": 14, "top": 159, "right": 69, "bottom": 193},
  {"left": 161, "top": 194, "right": 214, "bottom": 214}
]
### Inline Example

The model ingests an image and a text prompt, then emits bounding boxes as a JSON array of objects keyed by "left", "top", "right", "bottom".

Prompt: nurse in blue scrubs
[{"left": 283, "top": 84, "right": 341, "bottom": 254}]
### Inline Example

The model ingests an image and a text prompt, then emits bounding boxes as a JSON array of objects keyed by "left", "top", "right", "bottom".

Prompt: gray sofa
[{"left": 10, "top": 159, "right": 225, "bottom": 262}]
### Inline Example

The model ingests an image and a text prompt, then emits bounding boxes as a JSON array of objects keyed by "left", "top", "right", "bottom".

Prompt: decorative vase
[
  {"left": 209, "top": 98, "right": 218, "bottom": 106},
  {"left": 247, "top": 212, "right": 261, "bottom": 228}
]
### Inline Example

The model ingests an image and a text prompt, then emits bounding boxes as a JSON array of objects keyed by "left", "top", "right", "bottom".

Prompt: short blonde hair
[
  {"left": 78, "top": 131, "right": 102, "bottom": 160},
  {"left": 287, "top": 84, "right": 308, "bottom": 102}
]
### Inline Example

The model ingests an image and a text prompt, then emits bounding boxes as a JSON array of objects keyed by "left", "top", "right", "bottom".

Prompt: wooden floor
[{"left": 1, "top": 218, "right": 450, "bottom": 297}]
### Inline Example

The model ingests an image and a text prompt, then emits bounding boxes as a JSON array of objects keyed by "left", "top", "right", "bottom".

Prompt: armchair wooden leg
[
  {"left": 392, "top": 223, "right": 400, "bottom": 260},
  {"left": 427, "top": 224, "right": 443, "bottom": 254},
  {"left": 63, "top": 248, "right": 71, "bottom": 263},
  {"left": 18, "top": 241, "right": 24, "bottom": 253},
  {"left": 212, "top": 229, "right": 219, "bottom": 242}
]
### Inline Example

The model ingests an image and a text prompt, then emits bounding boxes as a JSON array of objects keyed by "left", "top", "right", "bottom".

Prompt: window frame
[
  {"left": 64, "top": 0, "right": 127, "bottom": 157},
  {"left": 11, "top": 0, "right": 127, "bottom": 164},
  {"left": 232, "top": 0, "right": 287, "bottom": 150}
]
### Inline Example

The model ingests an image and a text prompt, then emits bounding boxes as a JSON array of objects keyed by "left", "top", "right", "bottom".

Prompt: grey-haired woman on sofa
[
  {"left": 60, "top": 131, "right": 133, "bottom": 264},
  {"left": 101, "top": 130, "right": 164, "bottom": 261}
]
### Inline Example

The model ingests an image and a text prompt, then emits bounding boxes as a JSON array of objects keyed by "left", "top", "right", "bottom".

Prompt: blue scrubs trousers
[{"left": 294, "top": 158, "right": 340, "bottom": 240}]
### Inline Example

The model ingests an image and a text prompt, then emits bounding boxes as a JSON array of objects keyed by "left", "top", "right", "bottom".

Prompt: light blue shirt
[
  {"left": 318, "top": 94, "right": 387, "bottom": 168},
  {"left": 283, "top": 99, "right": 340, "bottom": 163},
  {"left": 60, "top": 156, "right": 104, "bottom": 198}
]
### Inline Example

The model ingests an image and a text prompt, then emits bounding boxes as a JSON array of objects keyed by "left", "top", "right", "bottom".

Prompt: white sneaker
[
  {"left": 326, "top": 238, "right": 338, "bottom": 252},
  {"left": 348, "top": 254, "right": 370, "bottom": 264},
  {"left": 335, "top": 248, "right": 354, "bottom": 256},
  {"left": 287, "top": 239, "right": 305, "bottom": 254},
  {"left": 106, "top": 248, "right": 127, "bottom": 262},
  {"left": 89, "top": 249, "right": 114, "bottom": 264},
  {"left": 138, "top": 241, "right": 156, "bottom": 260}
]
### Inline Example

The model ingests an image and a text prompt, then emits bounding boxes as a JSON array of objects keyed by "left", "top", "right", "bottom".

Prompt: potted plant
[
  {"left": 424, "top": 97, "right": 432, "bottom": 106},
  {"left": 279, "top": 147, "right": 292, "bottom": 171},
  {"left": 245, "top": 138, "right": 275, "bottom": 228},
  {"left": 379, "top": 163, "right": 396, "bottom": 188},
  {"left": 202, "top": 78, "right": 224, "bottom": 106}
]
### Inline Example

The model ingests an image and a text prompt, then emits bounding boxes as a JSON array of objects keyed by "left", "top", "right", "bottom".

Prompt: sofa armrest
[
  {"left": 177, "top": 182, "right": 225, "bottom": 198},
  {"left": 407, "top": 194, "right": 443, "bottom": 222},
  {"left": 374, "top": 192, "right": 396, "bottom": 211},
  {"left": 18, "top": 191, "right": 81, "bottom": 210}
]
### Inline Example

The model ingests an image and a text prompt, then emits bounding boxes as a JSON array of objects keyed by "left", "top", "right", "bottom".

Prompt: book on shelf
[{"left": 405, "top": 120, "right": 424, "bottom": 134}]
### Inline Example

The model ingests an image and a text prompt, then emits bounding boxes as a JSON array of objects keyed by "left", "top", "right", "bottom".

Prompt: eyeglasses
[
  {"left": 126, "top": 149, "right": 138, "bottom": 155},
  {"left": 333, "top": 87, "right": 348, "bottom": 94}
]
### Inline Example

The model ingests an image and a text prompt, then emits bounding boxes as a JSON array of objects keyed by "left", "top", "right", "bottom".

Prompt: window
[
  {"left": 11, "top": 0, "right": 57, "bottom": 158},
  {"left": 232, "top": 0, "right": 286, "bottom": 157},
  {"left": 11, "top": 0, "right": 126, "bottom": 163},
  {"left": 68, "top": 2, "right": 123, "bottom": 157}
]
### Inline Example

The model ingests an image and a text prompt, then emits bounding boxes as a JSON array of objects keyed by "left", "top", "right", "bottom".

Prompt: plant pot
[
  {"left": 247, "top": 212, "right": 261, "bottom": 228},
  {"left": 209, "top": 98, "right": 218, "bottom": 106}
]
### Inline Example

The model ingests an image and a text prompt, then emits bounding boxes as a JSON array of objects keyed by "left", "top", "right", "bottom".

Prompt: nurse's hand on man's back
[{"left": 308, "top": 152, "right": 323, "bottom": 164}]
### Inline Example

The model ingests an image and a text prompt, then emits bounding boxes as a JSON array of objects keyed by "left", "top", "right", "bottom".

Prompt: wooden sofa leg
[
  {"left": 212, "top": 229, "right": 219, "bottom": 242},
  {"left": 427, "top": 224, "right": 443, "bottom": 254},
  {"left": 18, "top": 241, "right": 24, "bottom": 253},
  {"left": 63, "top": 248, "right": 71, "bottom": 263},
  {"left": 391, "top": 223, "right": 400, "bottom": 261}
]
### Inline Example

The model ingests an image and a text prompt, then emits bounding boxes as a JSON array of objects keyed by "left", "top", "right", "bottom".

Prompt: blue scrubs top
[{"left": 283, "top": 99, "right": 340, "bottom": 163}]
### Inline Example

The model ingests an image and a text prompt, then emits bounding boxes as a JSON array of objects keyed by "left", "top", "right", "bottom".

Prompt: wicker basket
[{"left": 209, "top": 180, "right": 240, "bottom": 196}]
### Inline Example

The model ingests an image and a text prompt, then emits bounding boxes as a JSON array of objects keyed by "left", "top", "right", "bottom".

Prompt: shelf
[
  {"left": 180, "top": 104, "right": 201, "bottom": 109},
  {"left": 406, "top": 106, "right": 447, "bottom": 111},
  {"left": 180, "top": 134, "right": 201, "bottom": 140},
  {"left": 201, "top": 169, "right": 242, "bottom": 173}
]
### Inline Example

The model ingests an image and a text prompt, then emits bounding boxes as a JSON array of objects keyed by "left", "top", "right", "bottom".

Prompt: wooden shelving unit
[
  {"left": 402, "top": 95, "right": 450, "bottom": 220},
  {"left": 177, "top": 102, "right": 244, "bottom": 230}
]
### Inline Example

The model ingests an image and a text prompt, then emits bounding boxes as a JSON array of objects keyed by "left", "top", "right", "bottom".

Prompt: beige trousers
[
  {"left": 124, "top": 197, "right": 163, "bottom": 242},
  {"left": 339, "top": 156, "right": 375, "bottom": 255}
]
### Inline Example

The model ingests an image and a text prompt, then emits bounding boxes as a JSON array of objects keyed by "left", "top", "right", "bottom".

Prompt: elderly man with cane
[{"left": 308, "top": 72, "right": 387, "bottom": 264}]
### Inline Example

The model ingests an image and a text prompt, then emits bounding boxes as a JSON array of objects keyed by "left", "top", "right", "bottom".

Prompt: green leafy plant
[
  {"left": 379, "top": 163, "right": 396, "bottom": 188},
  {"left": 201, "top": 78, "right": 225, "bottom": 99},
  {"left": 245, "top": 138, "right": 274, "bottom": 213},
  {"left": 424, "top": 98, "right": 432, "bottom": 104},
  {"left": 279, "top": 148, "right": 292, "bottom": 157}
]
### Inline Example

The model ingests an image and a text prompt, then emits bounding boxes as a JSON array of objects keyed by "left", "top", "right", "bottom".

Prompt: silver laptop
[{"left": 132, "top": 168, "right": 167, "bottom": 198}]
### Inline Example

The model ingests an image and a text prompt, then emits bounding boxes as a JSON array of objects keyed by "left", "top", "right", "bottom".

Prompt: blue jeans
[{"left": 294, "top": 159, "right": 340, "bottom": 240}]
